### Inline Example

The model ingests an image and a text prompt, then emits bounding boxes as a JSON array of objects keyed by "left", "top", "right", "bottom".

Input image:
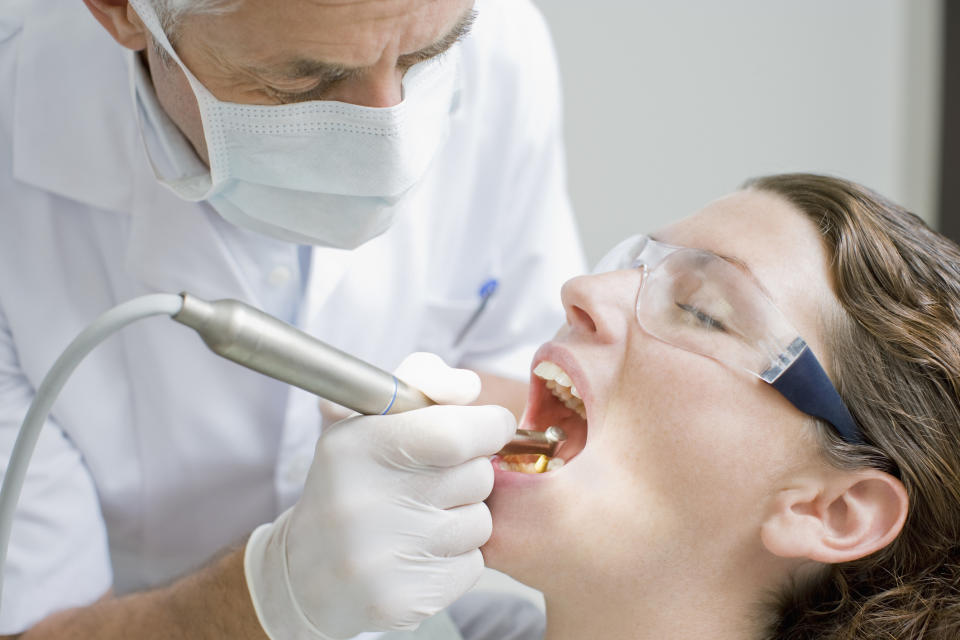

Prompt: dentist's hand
[{"left": 244, "top": 353, "right": 516, "bottom": 640}]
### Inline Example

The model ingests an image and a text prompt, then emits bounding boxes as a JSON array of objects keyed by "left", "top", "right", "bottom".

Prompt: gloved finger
[
  {"left": 384, "top": 405, "right": 515, "bottom": 467},
  {"left": 394, "top": 352, "right": 482, "bottom": 406},
  {"left": 426, "top": 502, "right": 494, "bottom": 557},
  {"left": 426, "top": 550, "right": 486, "bottom": 609},
  {"left": 318, "top": 398, "right": 356, "bottom": 428},
  {"left": 409, "top": 456, "right": 495, "bottom": 510},
  {"left": 370, "top": 551, "right": 488, "bottom": 631}
]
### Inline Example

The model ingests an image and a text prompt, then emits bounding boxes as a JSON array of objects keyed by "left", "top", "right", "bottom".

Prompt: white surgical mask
[{"left": 127, "top": 0, "right": 462, "bottom": 248}]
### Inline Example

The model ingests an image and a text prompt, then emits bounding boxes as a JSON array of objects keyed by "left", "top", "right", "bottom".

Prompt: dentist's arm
[
  {"left": 3, "top": 550, "right": 263, "bottom": 639},
  {"left": 4, "top": 354, "right": 513, "bottom": 640}
]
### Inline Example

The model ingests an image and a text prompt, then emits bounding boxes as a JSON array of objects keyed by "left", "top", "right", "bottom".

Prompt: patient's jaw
[{"left": 483, "top": 190, "right": 843, "bottom": 639}]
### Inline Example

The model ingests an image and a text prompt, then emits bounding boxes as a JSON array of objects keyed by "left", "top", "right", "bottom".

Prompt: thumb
[{"left": 394, "top": 352, "right": 481, "bottom": 406}]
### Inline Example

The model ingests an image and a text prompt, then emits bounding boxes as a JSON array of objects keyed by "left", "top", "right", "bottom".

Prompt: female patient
[{"left": 484, "top": 173, "right": 960, "bottom": 639}]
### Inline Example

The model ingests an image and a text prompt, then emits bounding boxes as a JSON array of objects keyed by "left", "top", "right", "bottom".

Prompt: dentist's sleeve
[{"left": 0, "top": 301, "right": 112, "bottom": 634}]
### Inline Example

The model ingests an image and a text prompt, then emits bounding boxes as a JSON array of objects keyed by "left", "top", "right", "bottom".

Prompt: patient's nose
[{"left": 559, "top": 272, "right": 640, "bottom": 344}]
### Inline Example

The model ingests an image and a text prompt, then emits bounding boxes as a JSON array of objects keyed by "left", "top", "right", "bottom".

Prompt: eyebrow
[
  {"left": 250, "top": 9, "right": 477, "bottom": 83},
  {"left": 648, "top": 234, "right": 775, "bottom": 298}
]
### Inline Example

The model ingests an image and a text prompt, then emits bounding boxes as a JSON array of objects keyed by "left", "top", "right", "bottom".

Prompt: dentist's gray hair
[{"left": 148, "top": 0, "right": 242, "bottom": 41}]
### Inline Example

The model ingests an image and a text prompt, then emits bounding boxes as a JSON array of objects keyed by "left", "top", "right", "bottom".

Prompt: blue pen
[{"left": 453, "top": 278, "right": 499, "bottom": 347}]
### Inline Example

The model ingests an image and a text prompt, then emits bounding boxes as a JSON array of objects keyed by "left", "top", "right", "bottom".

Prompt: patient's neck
[{"left": 541, "top": 558, "right": 777, "bottom": 640}]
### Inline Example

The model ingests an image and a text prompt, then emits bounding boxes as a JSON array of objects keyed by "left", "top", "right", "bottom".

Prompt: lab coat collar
[{"left": 12, "top": 1, "right": 139, "bottom": 214}]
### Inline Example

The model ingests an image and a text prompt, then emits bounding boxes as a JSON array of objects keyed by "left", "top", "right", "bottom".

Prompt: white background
[{"left": 537, "top": 0, "right": 943, "bottom": 265}]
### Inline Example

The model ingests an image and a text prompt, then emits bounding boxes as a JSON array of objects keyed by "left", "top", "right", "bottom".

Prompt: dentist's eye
[
  {"left": 266, "top": 69, "right": 356, "bottom": 104},
  {"left": 676, "top": 302, "right": 727, "bottom": 331},
  {"left": 267, "top": 82, "right": 332, "bottom": 104}
]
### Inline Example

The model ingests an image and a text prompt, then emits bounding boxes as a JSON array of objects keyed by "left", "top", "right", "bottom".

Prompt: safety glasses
[{"left": 593, "top": 234, "right": 862, "bottom": 444}]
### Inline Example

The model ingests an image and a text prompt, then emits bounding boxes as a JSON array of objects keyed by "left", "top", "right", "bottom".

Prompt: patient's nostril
[{"left": 569, "top": 305, "right": 597, "bottom": 333}]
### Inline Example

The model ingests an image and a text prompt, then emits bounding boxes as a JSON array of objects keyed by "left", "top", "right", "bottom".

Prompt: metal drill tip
[
  {"left": 544, "top": 426, "right": 567, "bottom": 445},
  {"left": 496, "top": 426, "right": 568, "bottom": 457}
]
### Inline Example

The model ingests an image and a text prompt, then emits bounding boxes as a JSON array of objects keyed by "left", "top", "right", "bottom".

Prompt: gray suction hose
[{"left": 0, "top": 293, "right": 185, "bottom": 609}]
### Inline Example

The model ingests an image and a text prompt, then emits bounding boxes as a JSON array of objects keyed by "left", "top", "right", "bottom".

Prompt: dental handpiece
[{"left": 172, "top": 293, "right": 566, "bottom": 457}]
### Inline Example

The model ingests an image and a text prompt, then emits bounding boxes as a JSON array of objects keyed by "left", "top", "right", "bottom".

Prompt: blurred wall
[{"left": 534, "top": 0, "right": 944, "bottom": 265}]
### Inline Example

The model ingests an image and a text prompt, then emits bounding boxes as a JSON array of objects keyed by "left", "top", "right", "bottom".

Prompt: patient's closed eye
[{"left": 676, "top": 302, "right": 727, "bottom": 331}]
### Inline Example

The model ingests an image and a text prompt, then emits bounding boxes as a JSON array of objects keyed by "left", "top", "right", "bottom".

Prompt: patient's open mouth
[{"left": 498, "top": 360, "right": 589, "bottom": 474}]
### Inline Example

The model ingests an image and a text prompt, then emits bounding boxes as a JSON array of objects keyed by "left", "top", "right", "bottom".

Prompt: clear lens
[
  {"left": 595, "top": 234, "right": 859, "bottom": 442},
  {"left": 635, "top": 247, "right": 805, "bottom": 382}
]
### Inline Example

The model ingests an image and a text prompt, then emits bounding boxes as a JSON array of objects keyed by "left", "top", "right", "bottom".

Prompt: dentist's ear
[
  {"left": 82, "top": 0, "right": 149, "bottom": 51},
  {"left": 760, "top": 469, "right": 908, "bottom": 564}
]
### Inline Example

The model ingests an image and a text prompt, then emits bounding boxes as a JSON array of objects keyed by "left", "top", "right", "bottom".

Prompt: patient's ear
[
  {"left": 760, "top": 469, "right": 908, "bottom": 564},
  {"left": 83, "top": 0, "right": 148, "bottom": 51}
]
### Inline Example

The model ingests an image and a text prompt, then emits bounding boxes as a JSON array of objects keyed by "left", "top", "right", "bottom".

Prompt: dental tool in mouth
[
  {"left": 497, "top": 426, "right": 567, "bottom": 457},
  {"left": 497, "top": 427, "right": 568, "bottom": 473},
  {"left": 534, "top": 455, "right": 549, "bottom": 473},
  {"left": 171, "top": 294, "right": 566, "bottom": 457},
  {"left": 495, "top": 427, "right": 568, "bottom": 473},
  {"left": 497, "top": 359, "right": 588, "bottom": 474}
]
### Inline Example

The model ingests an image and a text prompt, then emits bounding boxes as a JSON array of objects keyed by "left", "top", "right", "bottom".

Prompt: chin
[{"left": 481, "top": 345, "right": 595, "bottom": 585}]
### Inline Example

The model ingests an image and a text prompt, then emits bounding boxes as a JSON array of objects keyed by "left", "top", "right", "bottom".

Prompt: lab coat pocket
[{"left": 417, "top": 297, "right": 483, "bottom": 365}]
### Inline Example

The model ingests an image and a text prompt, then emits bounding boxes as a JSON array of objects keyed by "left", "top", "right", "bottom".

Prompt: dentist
[{"left": 0, "top": 0, "right": 583, "bottom": 638}]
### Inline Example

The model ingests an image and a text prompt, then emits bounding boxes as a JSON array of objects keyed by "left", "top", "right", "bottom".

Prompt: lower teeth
[{"left": 499, "top": 455, "right": 565, "bottom": 474}]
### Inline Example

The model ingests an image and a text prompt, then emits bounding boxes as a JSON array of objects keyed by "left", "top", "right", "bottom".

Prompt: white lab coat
[{"left": 0, "top": 0, "right": 584, "bottom": 633}]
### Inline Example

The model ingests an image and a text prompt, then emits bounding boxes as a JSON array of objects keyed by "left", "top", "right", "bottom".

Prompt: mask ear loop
[
  {"left": 128, "top": 0, "right": 230, "bottom": 185},
  {"left": 128, "top": 50, "right": 214, "bottom": 200}
]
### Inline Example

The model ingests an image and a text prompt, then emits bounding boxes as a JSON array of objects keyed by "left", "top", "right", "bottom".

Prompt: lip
[
  {"left": 491, "top": 455, "right": 555, "bottom": 488},
  {"left": 524, "top": 341, "right": 593, "bottom": 432},
  {"left": 490, "top": 342, "right": 591, "bottom": 490}
]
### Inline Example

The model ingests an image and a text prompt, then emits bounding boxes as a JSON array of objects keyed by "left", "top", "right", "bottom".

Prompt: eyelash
[
  {"left": 676, "top": 303, "right": 727, "bottom": 332},
  {"left": 269, "top": 83, "right": 332, "bottom": 104}
]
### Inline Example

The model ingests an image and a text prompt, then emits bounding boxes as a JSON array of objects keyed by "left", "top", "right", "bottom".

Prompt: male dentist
[{"left": 0, "top": 0, "right": 583, "bottom": 637}]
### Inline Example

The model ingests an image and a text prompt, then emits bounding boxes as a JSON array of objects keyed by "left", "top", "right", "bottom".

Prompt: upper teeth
[{"left": 534, "top": 361, "right": 586, "bottom": 418}]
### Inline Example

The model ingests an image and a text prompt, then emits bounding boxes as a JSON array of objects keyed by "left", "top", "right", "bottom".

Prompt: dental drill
[
  {"left": 0, "top": 292, "right": 566, "bottom": 607},
  {"left": 171, "top": 294, "right": 566, "bottom": 456}
]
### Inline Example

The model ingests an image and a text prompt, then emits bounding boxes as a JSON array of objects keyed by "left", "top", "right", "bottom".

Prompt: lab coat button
[{"left": 268, "top": 266, "right": 293, "bottom": 287}]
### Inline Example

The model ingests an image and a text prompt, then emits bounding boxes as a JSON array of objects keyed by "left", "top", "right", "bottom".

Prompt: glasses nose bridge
[
  {"left": 631, "top": 239, "right": 678, "bottom": 298},
  {"left": 637, "top": 238, "right": 679, "bottom": 270}
]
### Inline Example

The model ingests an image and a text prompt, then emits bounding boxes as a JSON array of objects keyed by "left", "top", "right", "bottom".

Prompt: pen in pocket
[{"left": 452, "top": 278, "right": 498, "bottom": 347}]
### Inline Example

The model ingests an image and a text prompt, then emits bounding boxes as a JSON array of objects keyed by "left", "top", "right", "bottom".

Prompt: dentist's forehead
[{"left": 177, "top": 0, "right": 474, "bottom": 69}]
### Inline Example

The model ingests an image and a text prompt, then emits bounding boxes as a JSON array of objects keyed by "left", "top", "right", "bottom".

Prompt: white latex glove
[{"left": 245, "top": 353, "right": 516, "bottom": 640}]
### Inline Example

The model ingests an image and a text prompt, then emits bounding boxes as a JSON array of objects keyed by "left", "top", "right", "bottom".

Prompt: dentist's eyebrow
[{"left": 251, "top": 8, "right": 477, "bottom": 82}]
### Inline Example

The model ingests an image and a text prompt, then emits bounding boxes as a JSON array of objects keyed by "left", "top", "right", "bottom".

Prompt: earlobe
[
  {"left": 82, "top": 0, "right": 148, "bottom": 51},
  {"left": 761, "top": 471, "right": 909, "bottom": 564}
]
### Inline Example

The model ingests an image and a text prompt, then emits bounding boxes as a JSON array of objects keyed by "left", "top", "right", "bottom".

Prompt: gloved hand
[{"left": 244, "top": 353, "right": 516, "bottom": 640}]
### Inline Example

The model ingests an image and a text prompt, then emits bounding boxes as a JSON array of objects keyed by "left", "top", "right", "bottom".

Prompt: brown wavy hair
[{"left": 744, "top": 174, "right": 960, "bottom": 639}]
